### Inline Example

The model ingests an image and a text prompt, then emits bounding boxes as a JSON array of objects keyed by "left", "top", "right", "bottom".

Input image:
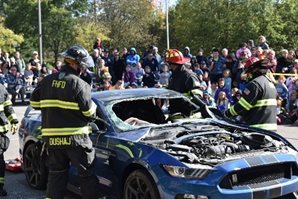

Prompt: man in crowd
[{"left": 5, "top": 66, "right": 25, "bottom": 104}]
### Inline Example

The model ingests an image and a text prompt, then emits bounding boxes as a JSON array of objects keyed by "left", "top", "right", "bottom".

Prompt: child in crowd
[
  {"left": 230, "top": 88, "right": 242, "bottom": 105},
  {"left": 193, "top": 63, "right": 203, "bottom": 77},
  {"left": 159, "top": 63, "right": 171, "bottom": 86},
  {"left": 197, "top": 74, "right": 207, "bottom": 91},
  {"left": 210, "top": 82, "right": 218, "bottom": 98},
  {"left": 276, "top": 75, "right": 288, "bottom": 107},
  {"left": 200, "top": 61, "right": 209, "bottom": 73},
  {"left": 24, "top": 63, "right": 34, "bottom": 86},
  {"left": 143, "top": 65, "right": 157, "bottom": 88},
  {"left": 223, "top": 69, "right": 232, "bottom": 92},
  {"left": 202, "top": 91, "right": 216, "bottom": 107},
  {"left": 276, "top": 96, "right": 292, "bottom": 125},
  {"left": 217, "top": 91, "right": 230, "bottom": 112},
  {"left": 111, "top": 80, "right": 124, "bottom": 90},
  {"left": 123, "top": 65, "right": 136, "bottom": 88},
  {"left": 286, "top": 69, "right": 298, "bottom": 95},
  {"left": 214, "top": 78, "right": 230, "bottom": 102},
  {"left": 287, "top": 91, "right": 298, "bottom": 115},
  {"left": 101, "top": 72, "right": 112, "bottom": 91},
  {"left": 133, "top": 62, "right": 145, "bottom": 86}
]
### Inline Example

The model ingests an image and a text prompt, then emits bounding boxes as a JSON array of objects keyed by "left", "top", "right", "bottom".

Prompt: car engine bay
[{"left": 141, "top": 122, "right": 290, "bottom": 166}]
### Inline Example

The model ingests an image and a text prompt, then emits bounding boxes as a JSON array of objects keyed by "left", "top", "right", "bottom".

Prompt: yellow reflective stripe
[
  {"left": 3, "top": 100, "right": 12, "bottom": 107},
  {"left": 239, "top": 97, "right": 253, "bottom": 111},
  {"left": 250, "top": 123, "right": 277, "bottom": 131},
  {"left": 191, "top": 89, "right": 203, "bottom": 97},
  {"left": 30, "top": 100, "right": 41, "bottom": 108},
  {"left": 8, "top": 113, "right": 17, "bottom": 122},
  {"left": 42, "top": 126, "right": 90, "bottom": 136},
  {"left": 254, "top": 99, "right": 277, "bottom": 107},
  {"left": 0, "top": 125, "right": 9, "bottom": 132},
  {"left": 0, "top": 105, "right": 3, "bottom": 111},
  {"left": 230, "top": 106, "right": 237, "bottom": 116},
  {"left": 82, "top": 101, "right": 97, "bottom": 117},
  {"left": 0, "top": 177, "right": 4, "bottom": 183},
  {"left": 183, "top": 92, "right": 191, "bottom": 97},
  {"left": 116, "top": 144, "right": 134, "bottom": 158},
  {"left": 40, "top": 100, "right": 79, "bottom": 110}
]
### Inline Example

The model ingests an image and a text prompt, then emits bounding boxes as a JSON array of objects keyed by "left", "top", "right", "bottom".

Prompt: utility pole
[
  {"left": 93, "top": 0, "right": 97, "bottom": 22},
  {"left": 38, "top": 0, "right": 43, "bottom": 64},
  {"left": 165, "top": 0, "right": 170, "bottom": 49}
]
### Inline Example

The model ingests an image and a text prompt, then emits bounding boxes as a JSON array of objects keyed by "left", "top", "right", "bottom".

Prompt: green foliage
[
  {"left": 172, "top": 0, "right": 297, "bottom": 53},
  {"left": 98, "top": 0, "right": 158, "bottom": 51},
  {"left": 42, "top": 6, "right": 76, "bottom": 63},
  {"left": 74, "top": 19, "right": 110, "bottom": 52},
  {"left": 1, "top": 0, "right": 296, "bottom": 62},
  {"left": 0, "top": 17, "right": 24, "bottom": 52}
]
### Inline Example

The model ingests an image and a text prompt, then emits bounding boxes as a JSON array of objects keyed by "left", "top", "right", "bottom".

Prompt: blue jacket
[{"left": 208, "top": 56, "right": 226, "bottom": 75}]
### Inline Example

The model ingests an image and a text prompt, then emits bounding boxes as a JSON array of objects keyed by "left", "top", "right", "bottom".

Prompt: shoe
[{"left": 0, "top": 188, "right": 7, "bottom": 196}]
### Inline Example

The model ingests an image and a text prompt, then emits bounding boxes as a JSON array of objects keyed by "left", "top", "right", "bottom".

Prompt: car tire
[
  {"left": 123, "top": 169, "right": 160, "bottom": 199},
  {"left": 23, "top": 143, "right": 48, "bottom": 190}
]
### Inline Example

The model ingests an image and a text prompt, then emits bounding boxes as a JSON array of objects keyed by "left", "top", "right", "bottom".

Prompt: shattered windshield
[{"left": 105, "top": 96, "right": 201, "bottom": 132}]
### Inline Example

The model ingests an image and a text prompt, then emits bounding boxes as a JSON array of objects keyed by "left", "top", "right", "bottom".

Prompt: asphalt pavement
[
  {"left": 3, "top": 104, "right": 298, "bottom": 198},
  {"left": 4, "top": 103, "right": 79, "bottom": 199}
]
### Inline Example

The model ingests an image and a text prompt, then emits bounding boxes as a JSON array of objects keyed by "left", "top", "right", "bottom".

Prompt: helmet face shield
[{"left": 80, "top": 55, "right": 94, "bottom": 68}]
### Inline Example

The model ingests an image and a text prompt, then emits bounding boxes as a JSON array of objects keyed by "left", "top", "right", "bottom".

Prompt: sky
[{"left": 154, "top": 0, "right": 178, "bottom": 10}]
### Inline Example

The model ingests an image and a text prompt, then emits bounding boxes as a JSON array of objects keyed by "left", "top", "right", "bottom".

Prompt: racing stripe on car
[
  {"left": 249, "top": 180, "right": 281, "bottom": 199},
  {"left": 244, "top": 156, "right": 263, "bottom": 167},
  {"left": 260, "top": 155, "right": 279, "bottom": 164}
]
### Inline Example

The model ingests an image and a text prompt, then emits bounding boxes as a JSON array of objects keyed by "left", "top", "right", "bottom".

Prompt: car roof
[{"left": 91, "top": 88, "right": 182, "bottom": 103}]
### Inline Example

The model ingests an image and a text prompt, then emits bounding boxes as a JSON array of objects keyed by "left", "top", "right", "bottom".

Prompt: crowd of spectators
[
  {"left": 0, "top": 35, "right": 298, "bottom": 125},
  {"left": 89, "top": 36, "right": 298, "bottom": 125}
]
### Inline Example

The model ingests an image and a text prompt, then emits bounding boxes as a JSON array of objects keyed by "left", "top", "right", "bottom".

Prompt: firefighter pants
[
  {"left": 45, "top": 145, "right": 99, "bottom": 199},
  {"left": 0, "top": 154, "right": 4, "bottom": 188}
]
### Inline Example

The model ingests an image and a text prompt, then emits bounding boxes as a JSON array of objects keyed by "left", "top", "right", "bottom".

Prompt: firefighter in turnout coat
[
  {"left": 30, "top": 45, "right": 99, "bottom": 199},
  {"left": 225, "top": 57, "right": 277, "bottom": 131}
]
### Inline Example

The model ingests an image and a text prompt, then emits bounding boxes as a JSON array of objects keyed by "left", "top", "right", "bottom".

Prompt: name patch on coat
[{"left": 49, "top": 137, "right": 71, "bottom": 146}]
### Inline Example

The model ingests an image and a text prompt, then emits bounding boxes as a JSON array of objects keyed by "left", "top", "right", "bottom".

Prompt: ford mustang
[{"left": 18, "top": 88, "right": 298, "bottom": 199}]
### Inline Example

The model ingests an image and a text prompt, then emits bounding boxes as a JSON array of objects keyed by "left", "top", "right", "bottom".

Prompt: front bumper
[{"left": 154, "top": 154, "right": 298, "bottom": 199}]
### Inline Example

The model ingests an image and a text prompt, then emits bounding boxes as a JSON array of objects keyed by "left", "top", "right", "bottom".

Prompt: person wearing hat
[
  {"left": 225, "top": 57, "right": 277, "bottom": 131},
  {"left": 183, "top": 46, "right": 192, "bottom": 59},
  {"left": 166, "top": 49, "right": 201, "bottom": 116},
  {"left": 166, "top": 49, "right": 200, "bottom": 94},
  {"left": 28, "top": 51, "right": 41, "bottom": 83},
  {"left": 30, "top": 45, "right": 100, "bottom": 198}
]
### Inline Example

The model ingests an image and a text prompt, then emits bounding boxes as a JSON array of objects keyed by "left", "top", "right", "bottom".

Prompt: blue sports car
[{"left": 19, "top": 88, "right": 298, "bottom": 199}]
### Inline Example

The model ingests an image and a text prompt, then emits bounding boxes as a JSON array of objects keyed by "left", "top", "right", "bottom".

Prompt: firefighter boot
[{"left": 0, "top": 185, "right": 7, "bottom": 196}]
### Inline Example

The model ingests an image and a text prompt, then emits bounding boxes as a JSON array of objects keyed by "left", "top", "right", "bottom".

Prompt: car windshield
[{"left": 105, "top": 95, "right": 202, "bottom": 131}]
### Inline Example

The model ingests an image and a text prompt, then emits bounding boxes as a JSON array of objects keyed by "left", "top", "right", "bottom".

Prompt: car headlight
[{"left": 162, "top": 165, "right": 213, "bottom": 179}]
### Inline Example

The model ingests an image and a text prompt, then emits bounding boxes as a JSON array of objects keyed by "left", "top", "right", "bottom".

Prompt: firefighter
[
  {"left": 225, "top": 57, "right": 277, "bottom": 131},
  {"left": 30, "top": 45, "right": 99, "bottom": 199},
  {"left": 0, "top": 83, "right": 18, "bottom": 196},
  {"left": 166, "top": 49, "right": 200, "bottom": 93},
  {"left": 165, "top": 49, "right": 202, "bottom": 116}
]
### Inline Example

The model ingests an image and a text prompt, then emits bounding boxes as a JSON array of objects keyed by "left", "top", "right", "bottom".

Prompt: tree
[
  {"left": 275, "top": 0, "right": 298, "bottom": 49},
  {"left": 0, "top": 17, "right": 24, "bottom": 52},
  {"left": 171, "top": 0, "right": 293, "bottom": 53},
  {"left": 74, "top": 19, "right": 110, "bottom": 52},
  {"left": 42, "top": 6, "right": 76, "bottom": 63},
  {"left": 98, "top": 0, "right": 158, "bottom": 51}
]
